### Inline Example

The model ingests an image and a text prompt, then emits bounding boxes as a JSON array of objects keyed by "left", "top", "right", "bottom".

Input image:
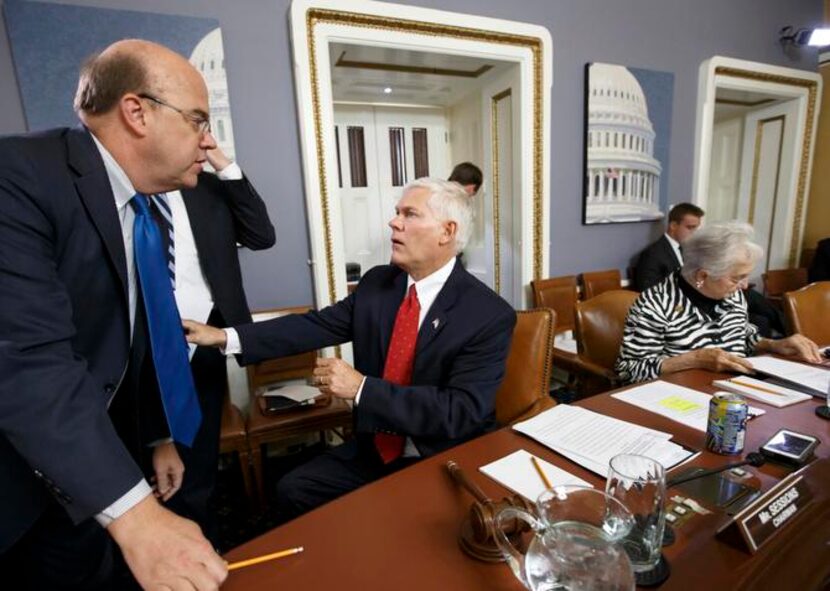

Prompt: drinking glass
[{"left": 605, "top": 454, "right": 666, "bottom": 572}]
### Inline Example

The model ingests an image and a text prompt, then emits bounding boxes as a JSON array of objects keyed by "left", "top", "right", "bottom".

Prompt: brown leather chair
[
  {"left": 218, "top": 390, "right": 256, "bottom": 509},
  {"left": 763, "top": 268, "right": 808, "bottom": 307},
  {"left": 783, "top": 282, "right": 830, "bottom": 345},
  {"left": 574, "top": 290, "right": 639, "bottom": 393},
  {"left": 580, "top": 269, "right": 622, "bottom": 300},
  {"left": 531, "top": 275, "right": 578, "bottom": 333},
  {"left": 495, "top": 309, "right": 557, "bottom": 425},
  {"left": 244, "top": 307, "right": 353, "bottom": 510}
]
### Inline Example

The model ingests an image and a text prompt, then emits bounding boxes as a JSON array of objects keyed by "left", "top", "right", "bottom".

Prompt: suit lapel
[
  {"left": 662, "top": 235, "right": 681, "bottom": 267},
  {"left": 415, "top": 260, "right": 463, "bottom": 355},
  {"left": 180, "top": 187, "right": 215, "bottom": 285},
  {"left": 67, "top": 127, "right": 129, "bottom": 302}
]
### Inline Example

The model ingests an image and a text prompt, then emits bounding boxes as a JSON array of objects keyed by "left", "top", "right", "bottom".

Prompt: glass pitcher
[{"left": 494, "top": 485, "right": 636, "bottom": 591}]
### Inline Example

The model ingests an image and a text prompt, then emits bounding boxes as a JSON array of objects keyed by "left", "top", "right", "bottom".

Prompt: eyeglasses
[{"left": 138, "top": 93, "right": 211, "bottom": 135}]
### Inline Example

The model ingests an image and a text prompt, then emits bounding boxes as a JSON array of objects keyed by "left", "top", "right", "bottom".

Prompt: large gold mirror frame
[{"left": 302, "top": 7, "right": 546, "bottom": 306}]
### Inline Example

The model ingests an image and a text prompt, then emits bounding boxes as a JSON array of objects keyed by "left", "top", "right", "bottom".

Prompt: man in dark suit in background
[
  {"left": 150, "top": 144, "right": 274, "bottom": 541},
  {"left": 449, "top": 161, "right": 483, "bottom": 196},
  {"left": 185, "top": 178, "right": 516, "bottom": 522},
  {"left": 634, "top": 202, "right": 704, "bottom": 292},
  {"left": 0, "top": 40, "right": 226, "bottom": 589},
  {"left": 808, "top": 237, "right": 830, "bottom": 282}
]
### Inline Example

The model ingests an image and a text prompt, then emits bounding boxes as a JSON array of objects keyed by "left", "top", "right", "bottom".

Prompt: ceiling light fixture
[{"left": 383, "top": 87, "right": 392, "bottom": 94}]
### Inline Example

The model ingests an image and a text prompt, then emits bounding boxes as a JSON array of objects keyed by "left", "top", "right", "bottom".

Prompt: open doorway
[
  {"left": 330, "top": 43, "right": 523, "bottom": 305},
  {"left": 693, "top": 56, "right": 821, "bottom": 282},
  {"left": 289, "top": 0, "right": 552, "bottom": 331}
]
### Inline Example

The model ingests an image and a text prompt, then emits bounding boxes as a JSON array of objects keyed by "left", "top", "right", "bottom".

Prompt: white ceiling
[
  {"left": 713, "top": 87, "right": 785, "bottom": 122},
  {"left": 329, "top": 42, "right": 510, "bottom": 106}
]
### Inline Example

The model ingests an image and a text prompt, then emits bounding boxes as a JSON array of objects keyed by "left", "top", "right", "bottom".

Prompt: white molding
[
  {"left": 692, "top": 56, "right": 822, "bottom": 267},
  {"left": 290, "top": 0, "right": 551, "bottom": 313}
]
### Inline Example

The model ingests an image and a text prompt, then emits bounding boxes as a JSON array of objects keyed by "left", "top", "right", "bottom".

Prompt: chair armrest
[{"left": 569, "top": 354, "right": 618, "bottom": 382}]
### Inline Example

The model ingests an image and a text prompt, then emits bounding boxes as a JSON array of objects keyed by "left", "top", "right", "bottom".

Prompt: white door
[
  {"left": 707, "top": 116, "right": 743, "bottom": 222},
  {"left": 735, "top": 99, "right": 799, "bottom": 279},
  {"left": 334, "top": 105, "right": 384, "bottom": 277},
  {"left": 480, "top": 67, "right": 522, "bottom": 307},
  {"left": 334, "top": 105, "right": 449, "bottom": 278}
]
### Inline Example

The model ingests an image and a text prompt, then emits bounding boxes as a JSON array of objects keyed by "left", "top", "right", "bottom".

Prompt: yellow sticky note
[{"left": 658, "top": 396, "right": 701, "bottom": 414}]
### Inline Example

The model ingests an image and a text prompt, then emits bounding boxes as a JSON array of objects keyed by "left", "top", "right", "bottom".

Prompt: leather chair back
[
  {"left": 246, "top": 306, "right": 316, "bottom": 395},
  {"left": 581, "top": 269, "right": 622, "bottom": 300},
  {"left": 763, "top": 268, "right": 808, "bottom": 298},
  {"left": 783, "top": 282, "right": 830, "bottom": 345},
  {"left": 531, "top": 275, "right": 578, "bottom": 333},
  {"left": 575, "top": 290, "right": 639, "bottom": 371},
  {"left": 495, "top": 309, "right": 557, "bottom": 426}
]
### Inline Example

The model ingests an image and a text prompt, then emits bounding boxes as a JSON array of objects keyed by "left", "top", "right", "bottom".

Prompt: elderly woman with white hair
[{"left": 615, "top": 221, "right": 821, "bottom": 384}]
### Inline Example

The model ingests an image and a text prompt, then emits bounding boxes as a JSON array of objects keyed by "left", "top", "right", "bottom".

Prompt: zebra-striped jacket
[{"left": 615, "top": 271, "right": 761, "bottom": 384}]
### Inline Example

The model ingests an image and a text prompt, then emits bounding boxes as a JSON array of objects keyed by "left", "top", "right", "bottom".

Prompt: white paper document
[
  {"left": 261, "top": 384, "right": 319, "bottom": 402},
  {"left": 512, "top": 405, "right": 695, "bottom": 477},
  {"left": 712, "top": 376, "right": 814, "bottom": 408},
  {"left": 611, "top": 381, "right": 765, "bottom": 431},
  {"left": 479, "top": 449, "right": 594, "bottom": 501},
  {"left": 747, "top": 355, "right": 830, "bottom": 396}
]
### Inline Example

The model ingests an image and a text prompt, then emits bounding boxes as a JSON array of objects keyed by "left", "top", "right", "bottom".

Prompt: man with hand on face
[
  {"left": 0, "top": 40, "right": 227, "bottom": 589},
  {"left": 150, "top": 142, "right": 275, "bottom": 541},
  {"left": 634, "top": 202, "right": 704, "bottom": 292},
  {"left": 185, "top": 178, "right": 516, "bottom": 522}
]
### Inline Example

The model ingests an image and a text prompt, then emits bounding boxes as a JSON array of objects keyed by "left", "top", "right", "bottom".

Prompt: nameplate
[{"left": 717, "top": 471, "right": 813, "bottom": 553}]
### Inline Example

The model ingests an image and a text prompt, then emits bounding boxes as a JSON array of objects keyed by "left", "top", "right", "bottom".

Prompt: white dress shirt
[{"left": 665, "top": 233, "right": 683, "bottom": 266}]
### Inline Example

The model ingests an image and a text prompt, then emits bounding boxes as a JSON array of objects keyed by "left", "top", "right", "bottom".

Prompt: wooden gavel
[{"left": 446, "top": 460, "right": 535, "bottom": 562}]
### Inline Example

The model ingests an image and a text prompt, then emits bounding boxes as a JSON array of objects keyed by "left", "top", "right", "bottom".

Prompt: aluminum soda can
[{"left": 705, "top": 392, "right": 748, "bottom": 455}]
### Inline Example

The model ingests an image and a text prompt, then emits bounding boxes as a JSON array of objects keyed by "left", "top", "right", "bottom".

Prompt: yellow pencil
[
  {"left": 531, "top": 456, "right": 553, "bottom": 489},
  {"left": 227, "top": 546, "right": 304, "bottom": 571},
  {"left": 731, "top": 378, "right": 787, "bottom": 397}
]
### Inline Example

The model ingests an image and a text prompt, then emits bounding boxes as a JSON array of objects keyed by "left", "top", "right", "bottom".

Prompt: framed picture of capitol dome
[
  {"left": 4, "top": 0, "right": 237, "bottom": 163},
  {"left": 583, "top": 62, "right": 674, "bottom": 225}
]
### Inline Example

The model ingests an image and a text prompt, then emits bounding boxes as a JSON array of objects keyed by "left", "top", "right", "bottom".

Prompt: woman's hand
[
  {"left": 661, "top": 347, "right": 755, "bottom": 375},
  {"left": 758, "top": 334, "right": 823, "bottom": 364}
]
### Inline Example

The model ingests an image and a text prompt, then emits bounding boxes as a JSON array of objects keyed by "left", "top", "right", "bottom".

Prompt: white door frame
[
  {"left": 692, "top": 56, "right": 821, "bottom": 267},
  {"left": 289, "top": 0, "right": 551, "bottom": 314}
]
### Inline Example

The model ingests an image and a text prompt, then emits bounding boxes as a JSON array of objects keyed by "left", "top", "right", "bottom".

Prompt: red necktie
[{"left": 375, "top": 284, "right": 420, "bottom": 463}]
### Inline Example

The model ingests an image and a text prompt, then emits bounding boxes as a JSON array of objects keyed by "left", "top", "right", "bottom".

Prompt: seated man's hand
[
  {"left": 183, "top": 319, "right": 227, "bottom": 348},
  {"left": 152, "top": 441, "right": 184, "bottom": 502},
  {"left": 108, "top": 495, "right": 227, "bottom": 590},
  {"left": 313, "top": 357, "right": 363, "bottom": 400},
  {"left": 766, "top": 334, "right": 823, "bottom": 364}
]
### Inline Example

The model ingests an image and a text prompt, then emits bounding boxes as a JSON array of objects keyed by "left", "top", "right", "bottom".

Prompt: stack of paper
[
  {"left": 712, "top": 377, "right": 813, "bottom": 408},
  {"left": 611, "top": 381, "right": 766, "bottom": 431},
  {"left": 479, "top": 449, "right": 593, "bottom": 501},
  {"left": 512, "top": 405, "right": 695, "bottom": 477},
  {"left": 748, "top": 356, "right": 830, "bottom": 397}
]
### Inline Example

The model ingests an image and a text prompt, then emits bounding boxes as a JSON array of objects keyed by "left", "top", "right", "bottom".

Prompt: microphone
[{"left": 666, "top": 452, "right": 765, "bottom": 488}]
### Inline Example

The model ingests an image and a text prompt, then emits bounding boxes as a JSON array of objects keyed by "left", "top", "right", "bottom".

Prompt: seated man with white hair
[
  {"left": 184, "top": 178, "right": 516, "bottom": 520},
  {"left": 616, "top": 221, "right": 822, "bottom": 384}
]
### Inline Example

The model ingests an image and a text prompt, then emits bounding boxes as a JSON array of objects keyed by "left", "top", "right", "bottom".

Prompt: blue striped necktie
[
  {"left": 131, "top": 193, "right": 201, "bottom": 446},
  {"left": 150, "top": 194, "right": 175, "bottom": 289}
]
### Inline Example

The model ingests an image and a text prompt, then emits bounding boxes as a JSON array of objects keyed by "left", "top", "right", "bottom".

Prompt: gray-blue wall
[{"left": 0, "top": 0, "right": 822, "bottom": 310}]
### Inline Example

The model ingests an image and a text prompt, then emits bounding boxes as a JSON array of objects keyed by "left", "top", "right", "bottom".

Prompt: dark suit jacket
[
  {"left": 180, "top": 173, "right": 275, "bottom": 330},
  {"left": 0, "top": 127, "right": 147, "bottom": 550},
  {"left": 237, "top": 260, "right": 516, "bottom": 457},
  {"left": 808, "top": 238, "right": 830, "bottom": 283},
  {"left": 634, "top": 235, "right": 681, "bottom": 292}
]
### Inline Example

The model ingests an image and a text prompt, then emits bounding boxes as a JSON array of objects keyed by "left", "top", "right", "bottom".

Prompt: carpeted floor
[{"left": 211, "top": 441, "right": 327, "bottom": 553}]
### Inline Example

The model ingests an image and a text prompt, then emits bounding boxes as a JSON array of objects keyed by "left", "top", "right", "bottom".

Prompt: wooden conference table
[{"left": 222, "top": 369, "right": 830, "bottom": 590}]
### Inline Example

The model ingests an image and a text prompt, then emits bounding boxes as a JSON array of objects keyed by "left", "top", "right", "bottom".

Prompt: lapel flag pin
[{"left": 432, "top": 318, "right": 440, "bottom": 329}]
